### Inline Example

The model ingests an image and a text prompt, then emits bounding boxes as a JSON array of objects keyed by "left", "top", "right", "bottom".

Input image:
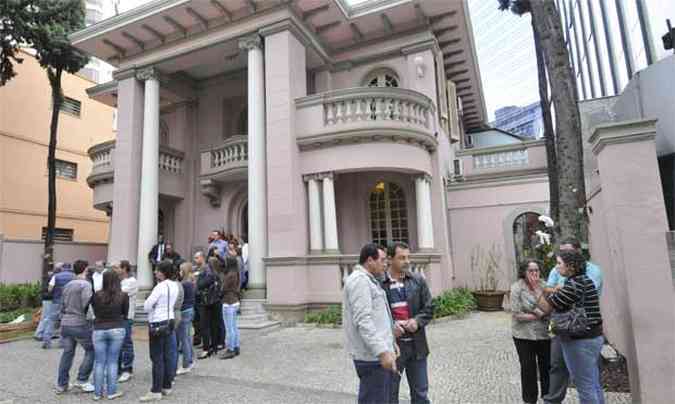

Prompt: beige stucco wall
[{"left": 0, "top": 50, "right": 114, "bottom": 242}]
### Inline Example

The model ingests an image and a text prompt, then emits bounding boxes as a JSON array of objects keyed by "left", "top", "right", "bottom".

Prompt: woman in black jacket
[{"left": 196, "top": 257, "right": 223, "bottom": 359}]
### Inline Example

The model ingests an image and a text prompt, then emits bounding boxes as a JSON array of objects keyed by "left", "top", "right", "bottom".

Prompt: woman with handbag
[
  {"left": 141, "top": 261, "right": 179, "bottom": 402},
  {"left": 538, "top": 250, "right": 605, "bottom": 404},
  {"left": 510, "top": 259, "right": 550, "bottom": 404},
  {"left": 196, "top": 257, "right": 223, "bottom": 359},
  {"left": 219, "top": 256, "right": 241, "bottom": 360}
]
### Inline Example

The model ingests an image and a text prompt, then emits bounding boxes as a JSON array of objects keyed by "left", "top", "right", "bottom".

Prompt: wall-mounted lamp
[{"left": 414, "top": 55, "right": 425, "bottom": 78}]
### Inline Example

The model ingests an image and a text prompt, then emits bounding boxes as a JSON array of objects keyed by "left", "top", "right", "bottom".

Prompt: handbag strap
[
  {"left": 166, "top": 282, "right": 171, "bottom": 321},
  {"left": 571, "top": 276, "right": 587, "bottom": 308}
]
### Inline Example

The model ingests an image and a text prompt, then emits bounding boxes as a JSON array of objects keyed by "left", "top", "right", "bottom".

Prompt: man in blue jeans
[
  {"left": 43, "top": 262, "right": 75, "bottom": 349},
  {"left": 343, "top": 243, "right": 398, "bottom": 404},
  {"left": 56, "top": 260, "right": 95, "bottom": 394},
  {"left": 116, "top": 260, "right": 138, "bottom": 383},
  {"left": 382, "top": 242, "right": 433, "bottom": 404},
  {"left": 543, "top": 238, "right": 604, "bottom": 404}
]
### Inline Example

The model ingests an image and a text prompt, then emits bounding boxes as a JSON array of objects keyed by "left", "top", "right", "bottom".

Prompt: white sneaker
[
  {"left": 161, "top": 388, "right": 172, "bottom": 396},
  {"left": 72, "top": 381, "right": 95, "bottom": 393},
  {"left": 108, "top": 391, "right": 124, "bottom": 400},
  {"left": 176, "top": 363, "right": 194, "bottom": 375},
  {"left": 118, "top": 372, "right": 132, "bottom": 383},
  {"left": 139, "top": 392, "right": 162, "bottom": 402}
]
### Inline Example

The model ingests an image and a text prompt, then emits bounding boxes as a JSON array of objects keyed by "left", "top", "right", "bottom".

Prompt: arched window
[
  {"left": 369, "top": 182, "right": 409, "bottom": 246},
  {"left": 159, "top": 120, "right": 169, "bottom": 146},
  {"left": 513, "top": 212, "right": 540, "bottom": 265},
  {"left": 237, "top": 108, "right": 248, "bottom": 135},
  {"left": 364, "top": 69, "right": 399, "bottom": 88}
]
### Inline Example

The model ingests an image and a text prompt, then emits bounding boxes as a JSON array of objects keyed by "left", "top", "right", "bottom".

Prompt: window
[
  {"left": 41, "top": 227, "right": 74, "bottom": 242},
  {"left": 237, "top": 108, "right": 248, "bottom": 135},
  {"left": 54, "top": 159, "right": 77, "bottom": 180},
  {"left": 60, "top": 96, "right": 82, "bottom": 117},
  {"left": 369, "top": 182, "right": 409, "bottom": 246},
  {"left": 365, "top": 69, "right": 399, "bottom": 88},
  {"left": 159, "top": 120, "right": 169, "bottom": 145}
]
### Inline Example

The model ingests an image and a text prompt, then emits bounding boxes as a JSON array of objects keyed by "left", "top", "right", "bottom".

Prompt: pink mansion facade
[{"left": 72, "top": 0, "right": 546, "bottom": 320}]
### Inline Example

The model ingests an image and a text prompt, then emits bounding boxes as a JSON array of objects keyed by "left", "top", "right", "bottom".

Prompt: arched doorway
[
  {"left": 512, "top": 212, "right": 540, "bottom": 266},
  {"left": 368, "top": 181, "right": 409, "bottom": 246}
]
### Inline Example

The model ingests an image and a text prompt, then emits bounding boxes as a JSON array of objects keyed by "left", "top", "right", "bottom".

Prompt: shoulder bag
[
  {"left": 149, "top": 283, "right": 173, "bottom": 337},
  {"left": 550, "top": 278, "right": 590, "bottom": 338}
]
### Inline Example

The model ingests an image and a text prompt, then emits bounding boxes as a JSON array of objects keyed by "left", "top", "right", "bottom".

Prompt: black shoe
[
  {"left": 219, "top": 350, "right": 237, "bottom": 360},
  {"left": 234, "top": 348, "right": 240, "bottom": 356}
]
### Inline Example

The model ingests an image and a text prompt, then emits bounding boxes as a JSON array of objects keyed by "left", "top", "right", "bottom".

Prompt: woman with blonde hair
[{"left": 176, "top": 262, "right": 196, "bottom": 374}]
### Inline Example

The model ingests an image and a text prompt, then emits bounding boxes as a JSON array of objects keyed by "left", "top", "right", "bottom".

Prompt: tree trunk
[
  {"left": 531, "top": 13, "right": 560, "bottom": 233},
  {"left": 42, "top": 67, "right": 63, "bottom": 290},
  {"left": 530, "top": 0, "right": 588, "bottom": 243}
]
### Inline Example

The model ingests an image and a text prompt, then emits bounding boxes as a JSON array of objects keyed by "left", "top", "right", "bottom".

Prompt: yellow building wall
[{"left": 0, "top": 50, "right": 114, "bottom": 242}]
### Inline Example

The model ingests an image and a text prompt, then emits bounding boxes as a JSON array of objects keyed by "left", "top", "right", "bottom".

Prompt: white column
[
  {"left": 307, "top": 177, "right": 323, "bottom": 253},
  {"left": 240, "top": 35, "right": 267, "bottom": 298},
  {"left": 135, "top": 67, "right": 160, "bottom": 290},
  {"left": 322, "top": 173, "right": 339, "bottom": 253},
  {"left": 415, "top": 175, "right": 434, "bottom": 250}
]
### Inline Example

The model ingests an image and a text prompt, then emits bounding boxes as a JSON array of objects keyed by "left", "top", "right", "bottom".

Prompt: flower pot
[{"left": 472, "top": 290, "right": 507, "bottom": 311}]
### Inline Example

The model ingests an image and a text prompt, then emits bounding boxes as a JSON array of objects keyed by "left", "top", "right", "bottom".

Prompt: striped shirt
[{"left": 548, "top": 274, "right": 603, "bottom": 328}]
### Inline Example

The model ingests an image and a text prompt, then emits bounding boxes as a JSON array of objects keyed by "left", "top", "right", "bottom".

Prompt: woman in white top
[{"left": 140, "top": 261, "right": 179, "bottom": 402}]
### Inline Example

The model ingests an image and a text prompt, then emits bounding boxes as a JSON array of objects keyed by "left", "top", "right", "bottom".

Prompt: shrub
[
  {"left": 0, "top": 307, "right": 35, "bottom": 324},
  {"left": 305, "top": 305, "right": 342, "bottom": 325},
  {"left": 0, "top": 283, "right": 41, "bottom": 312},
  {"left": 432, "top": 288, "right": 476, "bottom": 319}
]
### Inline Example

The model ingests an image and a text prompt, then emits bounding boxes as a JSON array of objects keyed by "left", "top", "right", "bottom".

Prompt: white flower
[
  {"left": 535, "top": 230, "right": 551, "bottom": 246},
  {"left": 538, "top": 215, "right": 554, "bottom": 228}
]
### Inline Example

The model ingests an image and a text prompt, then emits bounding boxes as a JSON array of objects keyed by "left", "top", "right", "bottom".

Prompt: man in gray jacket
[{"left": 343, "top": 243, "right": 397, "bottom": 404}]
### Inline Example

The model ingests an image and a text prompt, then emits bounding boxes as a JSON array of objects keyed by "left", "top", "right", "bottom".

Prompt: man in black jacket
[{"left": 382, "top": 242, "right": 433, "bottom": 404}]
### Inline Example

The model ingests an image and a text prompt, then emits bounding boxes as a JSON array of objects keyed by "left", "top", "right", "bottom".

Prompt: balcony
[
  {"left": 453, "top": 140, "right": 547, "bottom": 182},
  {"left": 295, "top": 87, "right": 438, "bottom": 152},
  {"left": 199, "top": 135, "right": 248, "bottom": 181},
  {"left": 86, "top": 140, "right": 186, "bottom": 207}
]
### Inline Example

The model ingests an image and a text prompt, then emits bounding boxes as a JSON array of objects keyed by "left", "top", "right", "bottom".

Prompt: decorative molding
[
  {"left": 414, "top": 174, "right": 432, "bottom": 184},
  {"left": 589, "top": 118, "right": 658, "bottom": 156},
  {"left": 112, "top": 68, "right": 136, "bottom": 81},
  {"left": 86, "top": 171, "right": 114, "bottom": 188},
  {"left": 0, "top": 207, "right": 109, "bottom": 223},
  {"left": 401, "top": 39, "right": 438, "bottom": 56},
  {"left": 455, "top": 139, "right": 545, "bottom": 157},
  {"left": 136, "top": 66, "right": 159, "bottom": 81},
  {"left": 297, "top": 127, "right": 437, "bottom": 153},
  {"left": 0, "top": 130, "right": 89, "bottom": 157},
  {"left": 238, "top": 34, "right": 263, "bottom": 51},
  {"left": 447, "top": 171, "right": 548, "bottom": 191},
  {"left": 200, "top": 179, "right": 221, "bottom": 207}
]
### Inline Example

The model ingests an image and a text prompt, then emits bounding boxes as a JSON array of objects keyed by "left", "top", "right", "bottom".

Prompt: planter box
[{"left": 472, "top": 291, "right": 507, "bottom": 311}]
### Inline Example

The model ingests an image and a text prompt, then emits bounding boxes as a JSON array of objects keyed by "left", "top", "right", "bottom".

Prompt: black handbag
[
  {"left": 149, "top": 283, "right": 173, "bottom": 337},
  {"left": 550, "top": 279, "right": 590, "bottom": 338}
]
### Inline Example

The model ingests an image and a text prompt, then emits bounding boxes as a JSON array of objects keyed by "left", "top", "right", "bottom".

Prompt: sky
[{"left": 467, "top": 0, "right": 538, "bottom": 122}]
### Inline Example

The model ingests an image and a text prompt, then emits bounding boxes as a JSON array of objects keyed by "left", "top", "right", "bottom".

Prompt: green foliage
[
  {"left": 0, "top": 307, "right": 35, "bottom": 324},
  {"left": 305, "top": 305, "right": 342, "bottom": 325},
  {"left": 0, "top": 283, "right": 41, "bottom": 312},
  {"left": 432, "top": 288, "right": 476, "bottom": 319}
]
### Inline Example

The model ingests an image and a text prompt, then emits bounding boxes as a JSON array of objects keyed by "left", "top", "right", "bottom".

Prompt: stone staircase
[{"left": 133, "top": 296, "right": 280, "bottom": 331}]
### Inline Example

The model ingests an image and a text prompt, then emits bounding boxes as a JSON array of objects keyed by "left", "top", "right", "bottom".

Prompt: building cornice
[
  {"left": 447, "top": 170, "right": 549, "bottom": 191},
  {"left": 296, "top": 127, "right": 437, "bottom": 153},
  {"left": 456, "top": 139, "right": 545, "bottom": 157},
  {"left": 258, "top": 14, "right": 333, "bottom": 65},
  {"left": 589, "top": 118, "right": 658, "bottom": 156}
]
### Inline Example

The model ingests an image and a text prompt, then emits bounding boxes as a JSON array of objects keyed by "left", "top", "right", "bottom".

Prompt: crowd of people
[
  {"left": 343, "top": 238, "right": 605, "bottom": 404},
  {"left": 33, "top": 230, "right": 248, "bottom": 401}
]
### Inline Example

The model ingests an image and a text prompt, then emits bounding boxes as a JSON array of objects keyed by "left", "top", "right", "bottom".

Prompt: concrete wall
[
  {"left": 0, "top": 234, "right": 107, "bottom": 284},
  {"left": 0, "top": 51, "right": 113, "bottom": 243}
]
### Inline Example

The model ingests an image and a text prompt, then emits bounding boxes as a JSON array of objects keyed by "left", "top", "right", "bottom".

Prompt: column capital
[
  {"left": 303, "top": 171, "right": 334, "bottom": 182},
  {"left": 239, "top": 34, "right": 263, "bottom": 51},
  {"left": 414, "top": 173, "right": 432, "bottom": 184},
  {"left": 136, "top": 67, "right": 159, "bottom": 82}
]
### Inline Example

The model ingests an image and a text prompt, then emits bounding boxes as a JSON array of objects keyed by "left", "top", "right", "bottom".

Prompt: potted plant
[{"left": 470, "top": 243, "right": 508, "bottom": 311}]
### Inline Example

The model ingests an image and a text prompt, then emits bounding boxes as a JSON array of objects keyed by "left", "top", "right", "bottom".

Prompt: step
[
  {"left": 239, "top": 314, "right": 267, "bottom": 323},
  {"left": 238, "top": 320, "right": 281, "bottom": 330}
]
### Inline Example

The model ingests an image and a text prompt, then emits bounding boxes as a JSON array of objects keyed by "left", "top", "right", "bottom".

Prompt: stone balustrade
[
  {"left": 88, "top": 140, "right": 115, "bottom": 177},
  {"left": 200, "top": 135, "right": 249, "bottom": 179},
  {"left": 473, "top": 149, "right": 528, "bottom": 170},
  {"left": 159, "top": 146, "right": 184, "bottom": 174},
  {"left": 338, "top": 253, "right": 438, "bottom": 288},
  {"left": 453, "top": 139, "right": 547, "bottom": 180},
  {"left": 295, "top": 87, "right": 438, "bottom": 152}
]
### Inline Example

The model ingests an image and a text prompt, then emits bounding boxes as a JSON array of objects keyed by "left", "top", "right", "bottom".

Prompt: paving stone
[{"left": 0, "top": 312, "right": 631, "bottom": 403}]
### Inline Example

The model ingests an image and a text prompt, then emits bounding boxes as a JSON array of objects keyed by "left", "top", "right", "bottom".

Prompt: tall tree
[
  {"left": 498, "top": 0, "right": 586, "bottom": 241},
  {"left": 498, "top": 0, "right": 560, "bottom": 230},
  {"left": 0, "top": 0, "right": 89, "bottom": 288}
]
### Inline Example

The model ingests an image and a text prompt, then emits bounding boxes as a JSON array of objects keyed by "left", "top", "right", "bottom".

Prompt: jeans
[
  {"left": 168, "top": 329, "right": 178, "bottom": 379},
  {"left": 543, "top": 336, "right": 569, "bottom": 403},
  {"left": 43, "top": 299, "right": 62, "bottom": 344},
  {"left": 354, "top": 360, "right": 394, "bottom": 404},
  {"left": 560, "top": 336, "right": 605, "bottom": 404},
  {"left": 176, "top": 308, "right": 194, "bottom": 368},
  {"left": 93, "top": 328, "right": 125, "bottom": 397},
  {"left": 148, "top": 327, "right": 176, "bottom": 393},
  {"left": 199, "top": 303, "right": 222, "bottom": 353},
  {"left": 35, "top": 299, "right": 52, "bottom": 339},
  {"left": 390, "top": 341, "right": 429, "bottom": 404},
  {"left": 57, "top": 324, "right": 95, "bottom": 388},
  {"left": 118, "top": 320, "right": 135, "bottom": 374},
  {"left": 222, "top": 304, "right": 240, "bottom": 351},
  {"left": 513, "top": 337, "right": 551, "bottom": 404}
]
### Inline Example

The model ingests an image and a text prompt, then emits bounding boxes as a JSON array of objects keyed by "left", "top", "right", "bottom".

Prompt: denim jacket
[{"left": 343, "top": 266, "right": 395, "bottom": 361}]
